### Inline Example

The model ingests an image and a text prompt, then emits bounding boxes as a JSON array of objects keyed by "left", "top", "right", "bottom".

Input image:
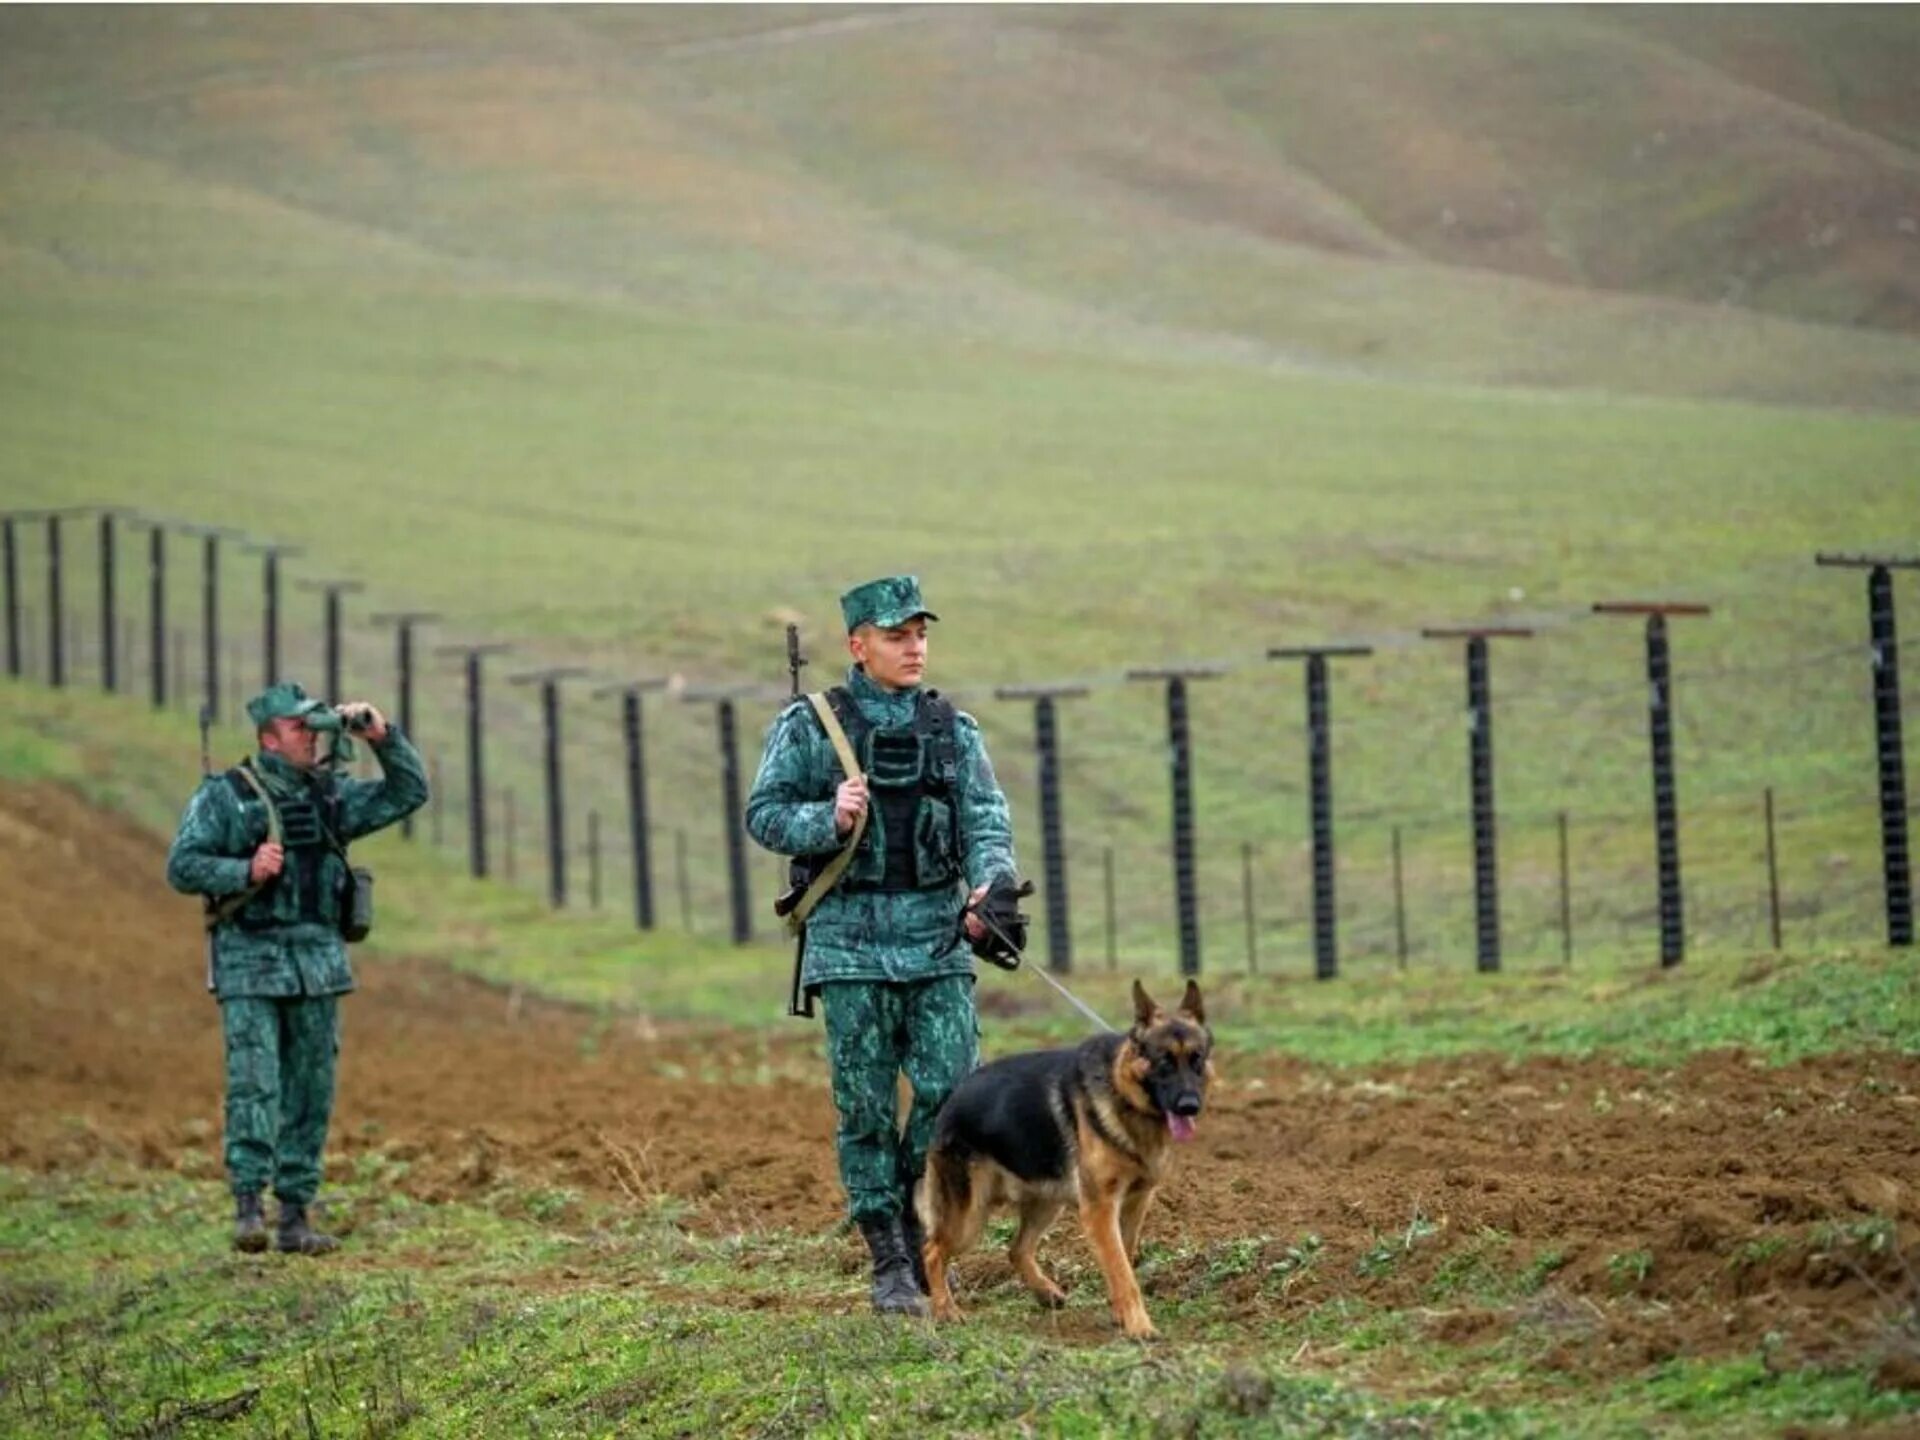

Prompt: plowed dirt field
[{"left": 4, "top": 780, "right": 1917, "bottom": 1384}]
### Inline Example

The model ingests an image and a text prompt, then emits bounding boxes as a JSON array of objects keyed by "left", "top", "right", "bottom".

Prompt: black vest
[
  {"left": 809, "top": 686, "right": 962, "bottom": 893},
  {"left": 224, "top": 763, "right": 345, "bottom": 926}
]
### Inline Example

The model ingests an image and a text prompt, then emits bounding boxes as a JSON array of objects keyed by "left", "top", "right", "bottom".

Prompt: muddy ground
[{"left": 4, "top": 780, "right": 1918, "bottom": 1388}]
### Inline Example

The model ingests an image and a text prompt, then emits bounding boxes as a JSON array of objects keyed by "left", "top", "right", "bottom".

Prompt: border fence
[{"left": 1, "top": 505, "right": 1913, "bottom": 981}]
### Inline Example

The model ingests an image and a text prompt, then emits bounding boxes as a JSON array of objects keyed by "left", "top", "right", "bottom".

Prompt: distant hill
[
  {"left": 0, "top": 7, "right": 1915, "bottom": 962},
  {"left": 1, "top": 3, "right": 1916, "bottom": 409}
]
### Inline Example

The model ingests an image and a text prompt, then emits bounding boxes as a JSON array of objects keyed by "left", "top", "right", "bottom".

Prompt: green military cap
[
  {"left": 245, "top": 680, "right": 343, "bottom": 731},
  {"left": 840, "top": 575, "right": 939, "bottom": 633}
]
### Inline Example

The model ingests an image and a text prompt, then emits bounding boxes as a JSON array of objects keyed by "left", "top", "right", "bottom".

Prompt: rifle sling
[
  {"left": 784, "top": 693, "right": 868, "bottom": 935},
  {"left": 204, "top": 760, "right": 284, "bottom": 931}
]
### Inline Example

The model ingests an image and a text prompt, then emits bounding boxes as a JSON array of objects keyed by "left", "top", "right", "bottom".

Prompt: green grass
[{"left": 4, "top": 1167, "right": 1914, "bottom": 1439}]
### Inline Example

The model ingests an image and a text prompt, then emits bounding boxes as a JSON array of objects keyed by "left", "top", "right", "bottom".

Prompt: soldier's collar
[
  {"left": 253, "top": 749, "right": 321, "bottom": 789},
  {"left": 846, "top": 664, "right": 922, "bottom": 710}
]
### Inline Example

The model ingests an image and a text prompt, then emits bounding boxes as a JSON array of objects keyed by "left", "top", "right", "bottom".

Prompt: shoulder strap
[
  {"left": 809, "top": 692, "right": 862, "bottom": 783},
  {"left": 204, "top": 761, "right": 281, "bottom": 931},
  {"left": 823, "top": 685, "right": 869, "bottom": 751},
  {"left": 231, "top": 761, "right": 283, "bottom": 844},
  {"left": 785, "top": 693, "right": 869, "bottom": 934}
]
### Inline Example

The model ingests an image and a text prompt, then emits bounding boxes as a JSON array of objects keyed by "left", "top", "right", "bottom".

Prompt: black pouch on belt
[{"left": 338, "top": 865, "right": 375, "bottom": 943}]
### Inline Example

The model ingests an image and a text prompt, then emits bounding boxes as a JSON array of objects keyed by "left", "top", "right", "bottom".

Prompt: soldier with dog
[{"left": 746, "top": 575, "right": 1026, "bottom": 1318}]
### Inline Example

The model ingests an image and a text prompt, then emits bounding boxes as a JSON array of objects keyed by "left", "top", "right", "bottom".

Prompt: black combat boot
[
  {"left": 858, "top": 1215, "right": 929, "bottom": 1318},
  {"left": 275, "top": 1201, "right": 339, "bottom": 1256},
  {"left": 232, "top": 1193, "right": 268, "bottom": 1254},
  {"left": 897, "top": 1179, "right": 930, "bottom": 1295}
]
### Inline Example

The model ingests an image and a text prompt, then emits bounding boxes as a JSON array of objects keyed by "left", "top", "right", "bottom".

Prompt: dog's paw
[
  {"left": 1118, "top": 1311, "right": 1159, "bottom": 1342},
  {"left": 1031, "top": 1282, "right": 1068, "bottom": 1311}
]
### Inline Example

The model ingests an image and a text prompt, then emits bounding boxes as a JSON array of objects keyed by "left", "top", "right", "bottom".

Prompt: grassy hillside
[
  {"left": 0, "top": 285, "right": 1909, "bottom": 965},
  {"left": 0, "top": 4, "right": 1915, "bottom": 963},
  {"left": 2, "top": 6, "right": 1917, "bottom": 403},
  {"left": 1049, "top": 7, "right": 1920, "bottom": 329}
]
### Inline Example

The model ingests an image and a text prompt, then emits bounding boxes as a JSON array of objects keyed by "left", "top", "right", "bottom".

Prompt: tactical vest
[
  {"left": 221, "top": 763, "right": 346, "bottom": 928},
  {"left": 804, "top": 687, "right": 963, "bottom": 894}
]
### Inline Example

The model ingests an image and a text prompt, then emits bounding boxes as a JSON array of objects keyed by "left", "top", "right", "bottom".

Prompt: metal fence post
[
  {"left": 510, "top": 667, "right": 585, "bottom": 910},
  {"left": 372, "top": 611, "right": 439, "bottom": 839},
  {"left": 297, "top": 579, "right": 364, "bottom": 702},
  {"left": 721, "top": 697, "right": 751, "bottom": 943},
  {"left": 97, "top": 510, "right": 118, "bottom": 692},
  {"left": 45, "top": 512, "right": 65, "bottom": 688},
  {"left": 2, "top": 514, "right": 18, "bottom": 677},
  {"left": 1422, "top": 627, "right": 1534, "bottom": 973},
  {"left": 1127, "top": 667, "right": 1223, "bottom": 977},
  {"left": 588, "top": 810, "right": 602, "bottom": 912},
  {"left": 436, "top": 642, "right": 510, "bottom": 879},
  {"left": 264, "top": 550, "right": 280, "bottom": 686},
  {"left": 1271, "top": 645, "right": 1372, "bottom": 979},
  {"left": 686, "top": 686, "right": 764, "bottom": 945},
  {"left": 202, "top": 529, "right": 219, "bottom": 718},
  {"left": 147, "top": 522, "right": 167, "bottom": 707},
  {"left": 1816, "top": 553, "right": 1915, "bottom": 947},
  {"left": 996, "top": 685, "right": 1089, "bottom": 974},
  {"left": 181, "top": 526, "right": 241, "bottom": 723},
  {"left": 240, "top": 543, "right": 301, "bottom": 689},
  {"left": 1594, "top": 602, "right": 1712, "bottom": 967},
  {"left": 595, "top": 679, "right": 667, "bottom": 931}
]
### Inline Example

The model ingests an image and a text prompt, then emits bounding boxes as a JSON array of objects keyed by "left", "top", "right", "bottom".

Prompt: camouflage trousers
[
  {"left": 220, "top": 995, "right": 340, "bottom": 1204},
  {"left": 819, "top": 976, "right": 978, "bottom": 1225}
]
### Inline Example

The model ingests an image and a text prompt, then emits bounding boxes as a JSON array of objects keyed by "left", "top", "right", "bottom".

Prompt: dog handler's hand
[
  {"left": 963, "top": 882, "right": 989, "bottom": 940},
  {"left": 833, "top": 776, "right": 869, "bottom": 837},
  {"left": 250, "top": 842, "right": 284, "bottom": 884}
]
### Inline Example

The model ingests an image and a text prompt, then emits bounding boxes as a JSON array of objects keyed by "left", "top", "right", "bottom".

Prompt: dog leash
[{"left": 969, "top": 906, "right": 1118, "bottom": 1035}]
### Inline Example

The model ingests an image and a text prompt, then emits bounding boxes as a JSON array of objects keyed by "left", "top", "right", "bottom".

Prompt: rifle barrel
[{"left": 786, "top": 623, "right": 805, "bottom": 697}]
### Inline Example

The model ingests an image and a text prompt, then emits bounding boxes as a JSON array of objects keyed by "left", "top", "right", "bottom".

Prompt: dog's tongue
[{"left": 1167, "top": 1113, "right": 1197, "bottom": 1143}]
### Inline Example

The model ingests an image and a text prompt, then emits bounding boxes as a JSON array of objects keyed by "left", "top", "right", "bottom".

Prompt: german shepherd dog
[{"left": 917, "top": 980, "right": 1214, "bottom": 1340}]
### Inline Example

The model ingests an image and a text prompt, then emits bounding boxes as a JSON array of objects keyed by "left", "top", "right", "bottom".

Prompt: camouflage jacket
[
  {"left": 165, "top": 728, "right": 429, "bottom": 999},
  {"left": 745, "top": 666, "right": 1017, "bottom": 988}
]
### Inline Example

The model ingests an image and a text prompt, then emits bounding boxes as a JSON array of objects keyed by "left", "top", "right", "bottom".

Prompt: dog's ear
[
  {"left": 1178, "top": 979, "right": 1205, "bottom": 1025},
  {"left": 1131, "top": 979, "right": 1158, "bottom": 1029}
]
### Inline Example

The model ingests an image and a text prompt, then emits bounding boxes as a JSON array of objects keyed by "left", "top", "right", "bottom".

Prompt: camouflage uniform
[
  {"left": 745, "top": 578, "right": 1017, "bottom": 1231},
  {"left": 166, "top": 683, "right": 427, "bottom": 1212}
]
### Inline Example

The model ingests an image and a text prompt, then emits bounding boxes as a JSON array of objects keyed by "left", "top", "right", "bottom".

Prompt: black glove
[{"left": 967, "top": 875, "right": 1033, "bottom": 970}]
